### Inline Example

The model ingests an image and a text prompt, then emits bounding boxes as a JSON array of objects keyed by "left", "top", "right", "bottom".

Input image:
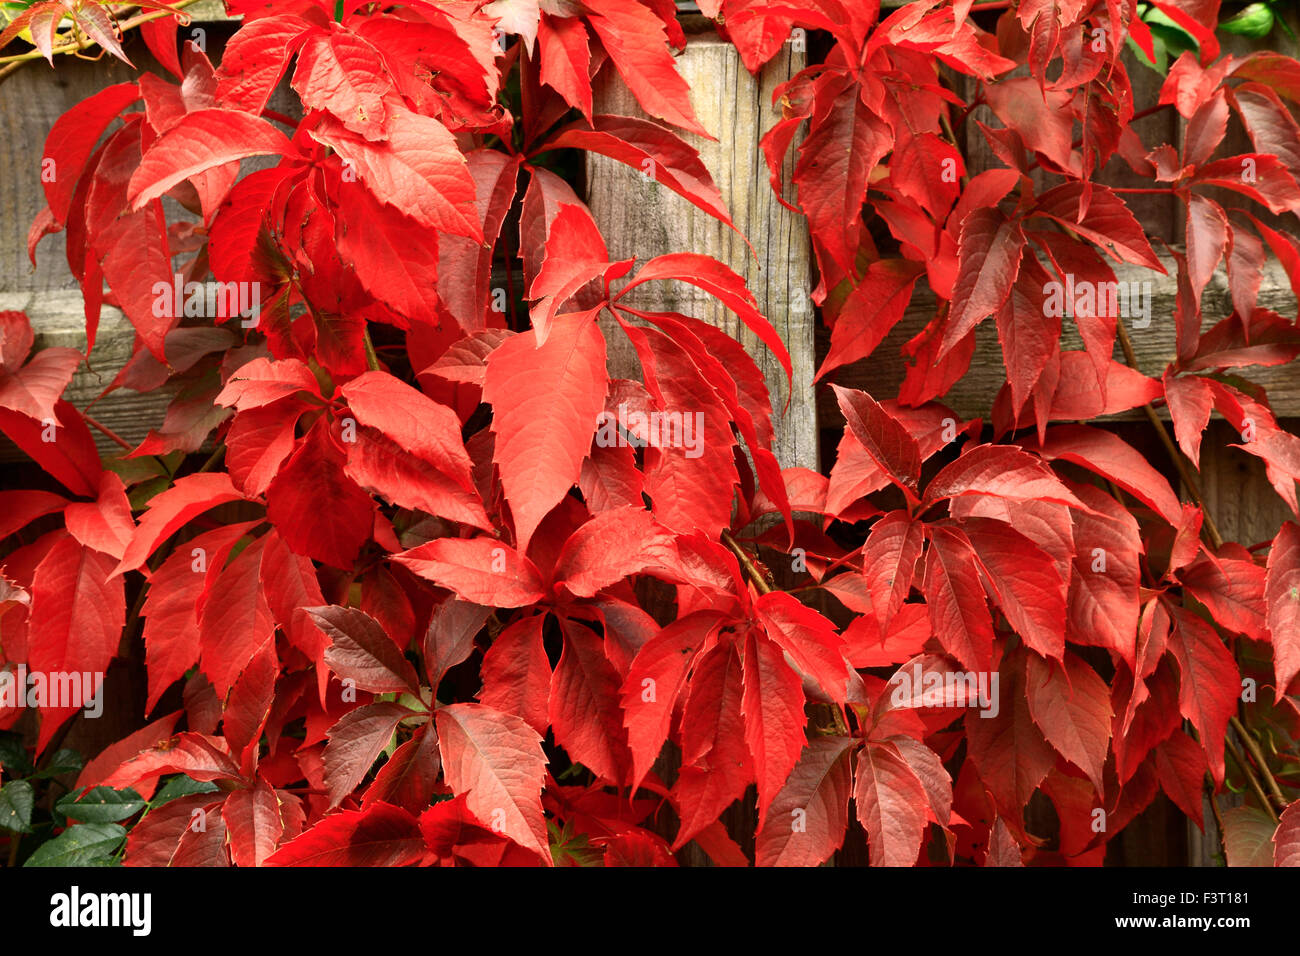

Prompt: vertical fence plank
[{"left": 585, "top": 29, "right": 818, "bottom": 470}]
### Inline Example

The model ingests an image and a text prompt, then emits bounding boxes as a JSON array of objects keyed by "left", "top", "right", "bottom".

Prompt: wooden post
[{"left": 585, "top": 28, "right": 819, "bottom": 471}]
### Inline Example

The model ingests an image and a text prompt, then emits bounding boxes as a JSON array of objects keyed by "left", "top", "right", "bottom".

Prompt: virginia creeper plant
[{"left": 1, "top": 0, "right": 1300, "bottom": 867}]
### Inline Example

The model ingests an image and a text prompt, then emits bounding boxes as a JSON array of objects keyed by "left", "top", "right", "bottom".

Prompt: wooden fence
[{"left": 2, "top": 7, "right": 1298, "bottom": 865}]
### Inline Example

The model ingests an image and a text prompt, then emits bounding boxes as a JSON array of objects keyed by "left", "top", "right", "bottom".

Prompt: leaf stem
[
  {"left": 362, "top": 329, "right": 381, "bottom": 371},
  {"left": 196, "top": 442, "right": 226, "bottom": 474},
  {"left": 83, "top": 413, "right": 134, "bottom": 452}
]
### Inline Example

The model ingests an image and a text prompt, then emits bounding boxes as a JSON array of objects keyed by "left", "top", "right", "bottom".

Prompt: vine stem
[
  {"left": 1230, "top": 714, "right": 1288, "bottom": 812},
  {"left": 720, "top": 529, "right": 771, "bottom": 595},
  {"left": 1226, "top": 732, "right": 1278, "bottom": 824}
]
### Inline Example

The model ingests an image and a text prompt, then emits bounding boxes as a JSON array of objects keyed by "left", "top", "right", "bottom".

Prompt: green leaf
[
  {"left": 56, "top": 786, "right": 146, "bottom": 824},
  {"left": 0, "top": 780, "right": 34, "bottom": 833},
  {"left": 1219, "top": 3, "right": 1274, "bottom": 38},
  {"left": 32, "top": 748, "right": 84, "bottom": 779},
  {"left": 150, "top": 774, "right": 219, "bottom": 808},
  {"left": 0, "top": 731, "right": 33, "bottom": 775},
  {"left": 1222, "top": 806, "right": 1277, "bottom": 866},
  {"left": 23, "top": 823, "right": 126, "bottom": 867}
]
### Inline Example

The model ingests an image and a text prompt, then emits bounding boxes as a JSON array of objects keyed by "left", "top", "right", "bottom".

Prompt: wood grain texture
[{"left": 585, "top": 30, "right": 819, "bottom": 470}]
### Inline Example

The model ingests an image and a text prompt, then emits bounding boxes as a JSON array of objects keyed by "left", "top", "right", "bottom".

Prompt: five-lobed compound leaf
[{"left": 435, "top": 702, "right": 551, "bottom": 863}]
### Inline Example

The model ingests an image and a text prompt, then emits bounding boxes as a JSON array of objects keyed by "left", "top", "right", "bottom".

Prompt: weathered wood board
[{"left": 586, "top": 30, "right": 820, "bottom": 470}]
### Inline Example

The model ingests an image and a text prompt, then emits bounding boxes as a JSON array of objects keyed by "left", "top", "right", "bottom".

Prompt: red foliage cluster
[{"left": 3, "top": 0, "right": 1300, "bottom": 866}]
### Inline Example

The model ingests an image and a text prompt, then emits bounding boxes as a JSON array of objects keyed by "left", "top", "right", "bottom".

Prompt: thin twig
[
  {"left": 83, "top": 413, "right": 133, "bottom": 451},
  {"left": 1230, "top": 714, "right": 1288, "bottom": 812}
]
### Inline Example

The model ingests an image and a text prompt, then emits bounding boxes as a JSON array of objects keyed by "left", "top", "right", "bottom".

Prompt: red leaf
[
  {"left": 222, "top": 778, "right": 286, "bottom": 867},
  {"left": 742, "top": 629, "right": 807, "bottom": 825},
  {"left": 141, "top": 522, "right": 257, "bottom": 712},
  {"left": 1065, "top": 483, "right": 1142, "bottom": 667},
  {"left": 962, "top": 516, "right": 1068, "bottom": 662},
  {"left": 198, "top": 535, "right": 276, "bottom": 698},
  {"left": 364, "top": 721, "right": 440, "bottom": 812},
  {"left": 479, "top": 614, "right": 552, "bottom": 736},
  {"left": 995, "top": 252, "right": 1059, "bottom": 418},
  {"left": 0, "top": 404, "right": 100, "bottom": 499},
  {"left": 483, "top": 313, "right": 608, "bottom": 553},
  {"left": 63, "top": 472, "right": 134, "bottom": 561},
  {"left": 424, "top": 598, "right": 493, "bottom": 691},
  {"left": 435, "top": 702, "right": 551, "bottom": 862},
  {"left": 863, "top": 510, "right": 925, "bottom": 633},
  {"left": 585, "top": 0, "right": 708, "bottom": 137},
  {"left": 436, "top": 151, "right": 521, "bottom": 332},
  {"left": 830, "top": 385, "right": 921, "bottom": 496},
  {"left": 1031, "top": 424, "right": 1183, "bottom": 525},
  {"left": 1153, "top": 732, "right": 1207, "bottom": 829},
  {"left": 964, "top": 647, "right": 1057, "bottom": 817},
  {"left": 755, "top": 736, "right": 855, "bottom": 867},
  {"left": 266, "top": 421, "right": 374, "bottom": 569},
  {"left": 554, "top": 506, "right": 678, "bottom": 598},
  {"left": 312, "top": 107, "right": 481, "bottom": 239},
  {"left": 215, "top": 14, "right": 318, "bottom": 115},
  {"left": 672, "top": 639, "right": 751, "bottom": 850},
  {"left": 1266, "top": 522, "right": 1300, "bottom": 694},
  {"left": 292, "top": 28, "right": 392, "bottom": 141},
  {"left": 323, "top": 701, "right": 413, "bottom": 807},
  {"left": 267, "top": 802, "right": 425, "bottom": 866},
  {"left": 0, "top": 340, "right": 82, "bottom": 423},
  {"left": 854, "top": 739, "right": 929, "bottom": 867},
  {"left": 619, "top": 253, "right": 792, "bottom": 389},
  {"left": 1024, "top": 650, "right": 1112, "bottom": 791},
  {"left": 101, "top": 733, "right": 241, "bottom": 791},
  {"left": 128, "top": 109, "right": 294, "bottom": 209},
  {"left": 40, "top": 82, "right": 139, "bottom": 225},
  {"left": 1032, "top": 183, "right": 1164, "bottom": 271},
  {"left": 943, "top": 206, "right": 1026, "bottom": 353},
  {"left": 115, "top": 473, "right": 244, "bottom": 575},
  {"left": 817, "top": 260, "right": 924, "bottom": 380},
  {"left": 923, "top": 525, "right": 995, "bottom": 673},
  {"left": 1185, "top": 194, "right": 1228, "bottom": 314},
  {"left": 308, "top": 605, "right": 421, "bottom": 696},
  {"left": 1165, "top": 604, "right": 1238, "bottom": 785},
  {"left": 755, "top": 591, "right": 852, "bottom": 703},
  {"left": 392, "top": 538, "right": 546, "bottom": 608},
  {"left": 620, "top": 611, "right": 721, "bottom": 790},
  {"left": 538, "top": 12, "right": 592, "bottom": 119},
  {"left": 793, "top": 72, "right": 890, "bottom": 278},
  {"left": 27, "top": 537, "right": 125, "bottom": 750},
  {"left": 1181, "top": 552, "right": 1266, "bottom": 638},
  {"left": 547, "top": 116, "right": 735, "bottom": 230},
  {"left": 1276, "top": 800, "right": 1300, "bottom": 867},
  {"left": 549, "top": 618, "right": 632, "bottom": 785},
  {"left": 1163, "top": 371, "right": 1214, "bottom": 468}
]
